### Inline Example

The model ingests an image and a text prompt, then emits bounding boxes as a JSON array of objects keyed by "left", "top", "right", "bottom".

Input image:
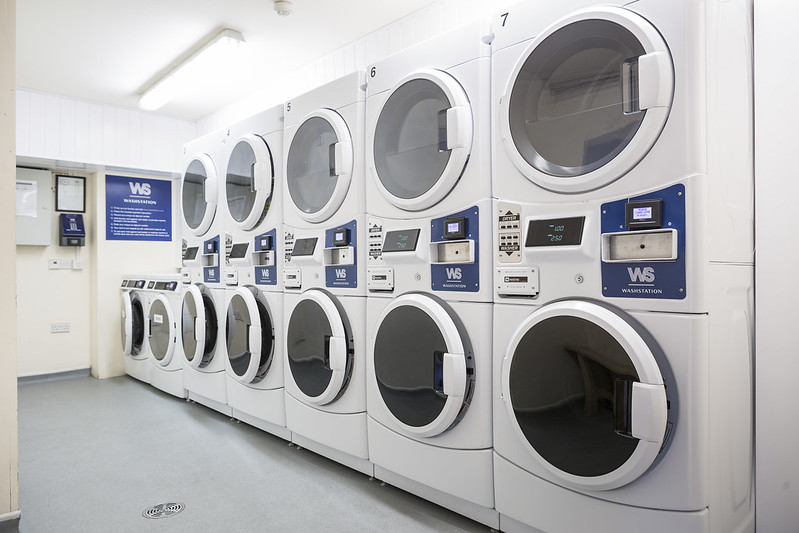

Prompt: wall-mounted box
[{"left": 16, "top": 167, "right": 52, "bottom": 246}]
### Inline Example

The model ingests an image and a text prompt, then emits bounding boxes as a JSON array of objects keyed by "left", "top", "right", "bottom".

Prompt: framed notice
[{"left": 55, "top": 175, "right": 86, "bottom": 213}]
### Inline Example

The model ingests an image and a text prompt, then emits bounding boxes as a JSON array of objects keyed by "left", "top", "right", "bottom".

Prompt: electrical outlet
[
  {"left": 49, "top": 259, "right": 60, "bottom": 270},
  {"left": 72, "top": 260, "right": 83, "bottom": 270},
  {"left": 50, "top": 322, "right": 70, "bottom": 333}
]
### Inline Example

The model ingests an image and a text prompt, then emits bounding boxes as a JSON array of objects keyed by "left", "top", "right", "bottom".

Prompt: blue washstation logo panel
[
  {"left": 601, "top": 184, "right": 686, "bottom": 299},
  {"left": 105, "top": 175, "right": 172, "bottom": 241},
  {"left": 431, "top": 206, "right": 480, "bottom": 293},
  {"left": 325, "top": 219, "right": 358, "bottom": 289},
  {"left": 203, "top": 235, "right": 221, "bottom": 284},
  {"left": 254, "top": 228, "right": 277, "bottom": 286}
]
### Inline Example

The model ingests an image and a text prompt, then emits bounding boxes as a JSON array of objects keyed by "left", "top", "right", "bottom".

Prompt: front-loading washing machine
[
  {"left": 181, "top": 280, "right": 229, "bottom": 415},
  {"left": 220, "top": 105, "right": 288, "bottom": 438},
  {"left": 281, "top": 72, "right": 370, "bottom": 475},
  {"left": 145, "top": 274, "right": 186, "bottom": 398},
  {"left": 490, "top": 2, "right": 754, "bottom": 532},
  {"left": 121, "top": 277, "right": 149, "bottom": 383}
]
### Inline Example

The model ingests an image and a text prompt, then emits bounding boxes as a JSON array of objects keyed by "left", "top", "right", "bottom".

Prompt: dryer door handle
[
  {"left": 442, "top": 352, "right": 466, "bottom": 398},
  {"left": 623, "top": 51, "right": 672, "bottom": 113},
  {"left": 445, "top": 106, "right": 471, "bottom": 150},
  {"left": 329, "top": 141, "right": 353, "bottom": 177},
  {"left": 324, "top": 335, "right": 346, "bottom": 372}
]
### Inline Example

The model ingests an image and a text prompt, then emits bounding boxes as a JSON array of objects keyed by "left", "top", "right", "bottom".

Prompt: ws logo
[
  {"left": 627, "top": 267, "right": 655, "bottom": 283},
  {"left": 335, "top": 268, "right": 348, "bottom": 280},
  {"left": 446, "top": 267, "right": 462, "bottom": 281},
  {"left": 129, "top": 182, "right": 151, "bottom": 196}
]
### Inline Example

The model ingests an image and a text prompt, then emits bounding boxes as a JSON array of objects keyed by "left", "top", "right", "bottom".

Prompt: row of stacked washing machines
[{"left": 119, "top": 1, "right": 756, "bottom": 532}]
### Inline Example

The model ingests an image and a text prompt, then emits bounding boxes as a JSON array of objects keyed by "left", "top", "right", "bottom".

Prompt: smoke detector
[{"left": 274, "top": 1, "right": 293, "bottom": 16}]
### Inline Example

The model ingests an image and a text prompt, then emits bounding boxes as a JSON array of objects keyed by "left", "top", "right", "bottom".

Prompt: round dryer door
[
  {"left": 371, "top": 69, "right": 472, "bottom": 211},
  {"left": 121, "top": 292, "right": 145, "bottom": 357},
  {"left": 372, "top": 294, "right": 474, "bottom": 438},
  {"left": 500, "top": 7, "right": 674, "bottom": 193},
  {"left": 286, "top": 110, "right": 353, "bottom": 223},
  {"left": 226, "top": 286, "right": 274, "bottom": 384},
  {"left": 181, "top": 153, "right": 218, "bottom": 236},
  {"left": 181, "top": 284, "right": 218, "bottom": 369},
  {"left": 226, "top": 134, "right": 275, "bottom": 231},
  {"left": 502, "top": 300, "right": 672, "bottom": 491},
  {"left": 286, "top": 290, "right": 352, "bottom": 405},
  {"left": 148, "top": 295, "right": 177, "bottom": 366}
]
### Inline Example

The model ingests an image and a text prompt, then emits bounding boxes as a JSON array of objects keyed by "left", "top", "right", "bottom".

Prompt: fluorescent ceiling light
[{"left": 139, "top": 29, "right": 246, "bottom": 111}]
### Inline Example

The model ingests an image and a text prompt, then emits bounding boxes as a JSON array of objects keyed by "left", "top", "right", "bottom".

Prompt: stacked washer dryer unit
[
  {"left": 180, "top": 130, "right": 230, "bottom": 415},
  {"left": 145, "top": 273, "right": 186, "bottom": 398},
  {"left": 121, "top": 277, "right": 149, "bottom": 383},
  {"left": 491, "top": 1, "right": 754, "bottom": 532},
  {"left": 363, "top": 22, "right": 496, "bottom": 528},
  {"left": 221, "top": 105, "right": 289, "bottom": 440},
  {"left": 282, "top": 72, "right": 370, "bottom": 475}
]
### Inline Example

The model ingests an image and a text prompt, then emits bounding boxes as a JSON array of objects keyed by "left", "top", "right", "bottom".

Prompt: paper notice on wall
[{"left": 16, "top": 180, "right": 38, "bottom": 217}]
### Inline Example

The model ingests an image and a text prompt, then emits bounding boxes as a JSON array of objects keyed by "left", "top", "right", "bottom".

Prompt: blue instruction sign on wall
[{"left": 106, "top": 175, "right": 172, "bottom": 241}]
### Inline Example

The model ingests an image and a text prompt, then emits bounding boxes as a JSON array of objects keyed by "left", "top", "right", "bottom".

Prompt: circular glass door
[
  {"left": 500, "top": 8, "right": 673, "bottom": 193},
  {"left": 181, "top": 153, "right": 218, "bottom": 236},
  {"left": 226, "top": 286, "right": 274, "bottom": 384},
  {"left": 372, "top": 294, "right": 474, "bottom": 437},
  {"left": 148, "top": 295, "right": 176, "bottom": 366},
  {"left": 371, "top": 69, "right": 472, "bottom": 211},
  {"left": 286, "top": 290, "right": 352, "bottom": 405},
  {"left": 286, "top": 109, "right": 353, "bottom": 223},
  {"left": 121, "top": 292, "right": 144, "bottom": 357},
  {"left": 181, "top": 284, "right": 218, "bottom": 369},
  {"left": 502, "top": 300, "right": 671, "bottom": 491},
  {"left": 226, "top": 134, "right": 275, "bottom": 231}
]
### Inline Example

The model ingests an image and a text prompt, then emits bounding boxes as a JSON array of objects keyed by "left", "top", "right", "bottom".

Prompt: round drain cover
[{"left": 142, "top": 502, "right": 185, "bottom": 519}]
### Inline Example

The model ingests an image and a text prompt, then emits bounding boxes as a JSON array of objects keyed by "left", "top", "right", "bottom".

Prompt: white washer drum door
[
  {"left": 226, "top": 286, "right": 274, "bottom": 384},
  {"left": 121, "top": 292, "right": 145, "bottom": 357},
  {"left": 226, "top": 134, "right": 275, "bottom": 231},
  {"left": 286, "top": 110, "right": 353, "bottom": 223},
  {"left": 181, "top": 285, "right": 218, "bottom": 369},
  {"left": 148, "top": 295, "right": 176, "bottom": 366},
  {"left": 372, "top": 294, "right": 474, "bottom": 438},
  {"left": 371, "top": 69, "right": 472, "bottom": 211},
  {"left": 500, "top": 7, "right": 674, "bottom": 193},
  {"left": 286, "top": 290, "right": 352, "bottom": 405},
  {"left": 181, "top": 153, "right": 218, "bottom": 236},
  {"left": 501, "top": 300, "right": 672, "bottom": 491}
]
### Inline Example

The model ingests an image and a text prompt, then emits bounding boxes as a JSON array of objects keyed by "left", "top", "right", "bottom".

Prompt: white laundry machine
[
  {"left": 365, "top": 20, "right": 491, "bottom": 249},
  {"left": 121, "top": 277, "right": 149, "bottom": 383},
  {"left": 145, "top": 274, "right": 186, "bottom": 398},
  {"left": 363, "top": 22, "right": 496, "bottom": 528},
  {"left": 180, "top": 128, "right": 228, "bottom": 285},
  {"left": 219, "top": 106, "right": 289, "bottom": 438},
  {"left": 281, "top": 72, "right": 370, "bottom": 474},
  {"left": 491, "top": 2, "right": 754, "bottom": 532},
  {"left": 180, "top": 280, "right": 229, "bottom": 414}
]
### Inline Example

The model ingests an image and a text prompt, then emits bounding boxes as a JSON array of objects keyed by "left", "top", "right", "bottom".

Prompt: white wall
[
  {"left": 198, "top": 0, "right": 510, "bottom": 134},
  {"left": 90, "top": 171, "right": 180, "bottom": 379},
  {"left": 16, "top": 89, "right": 197, "bottom": 174},
  {"left": 0, "top": 0, "right": 19, "bottom": 523},
  {"left": 754, "top": 1, "right": 799, "bottom": 531},
  {"left": 16, "top": 171, "right": 93, "bottom": 376}
]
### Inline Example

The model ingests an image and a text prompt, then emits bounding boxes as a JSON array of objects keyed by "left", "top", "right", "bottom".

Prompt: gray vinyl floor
[{"left": 17, "top": 374, "right": 488, "bottom": 532}]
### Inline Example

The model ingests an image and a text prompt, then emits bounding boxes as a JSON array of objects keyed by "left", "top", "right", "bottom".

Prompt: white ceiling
[{"left": 16, "top": 0, "right": 439, "bottom": 121}]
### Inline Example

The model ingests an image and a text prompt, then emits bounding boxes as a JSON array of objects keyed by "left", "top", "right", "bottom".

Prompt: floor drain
[{"left": 142, "top": 502, "right": 185, "bottom": 519}]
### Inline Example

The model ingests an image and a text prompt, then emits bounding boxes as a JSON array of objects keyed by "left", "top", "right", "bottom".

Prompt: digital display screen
[
  {"left": 205, "top": 240, "right": 218, "bottom": 254},
  {"left": 625, "top": 199, "right": 663, "bottom": 229},
  {"left": 230, "top": 243, "right": 248, "bottom": 259},
  {"left": 632, "top": 206, "right": 653, "bottom": 221},
  {"left": 165, "top": 281, "right": 178, "bottom": 291},
  {"left": 291, "top": 237, "right": 318, "bottom": 257},
  {"left": 332, "top": 228, "right": 349, "bottom": 247},
  {"left": 443, "top": 217, "right": 466, "bottom": 240},
  {"left": 135, "top": 280, "right": 146, "bottom": 289},
  {"left": 183, "top": 247, "right": 199, "bottom": 260},
  {"left": 525, "top": 217, "right": 585, "bottom": 247},
  {"left": 259, "top": 236, "right": 272, "bottom": 250},
  {"left": 382, "top": 229, "right": 420, "bottom": 252}
]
